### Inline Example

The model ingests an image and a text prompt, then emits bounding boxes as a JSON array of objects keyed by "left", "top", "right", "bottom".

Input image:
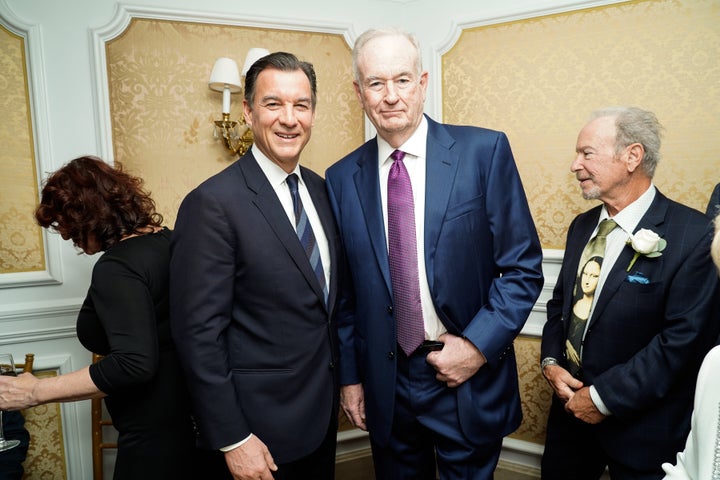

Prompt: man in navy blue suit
[
  {"left": 325, "top": 28, "right": 543, "bottom": 479},
  {"left": 171, "top": 52, "right": 339, "bottom": 480},
  {"left": 541, "top": 107, "right": 720, "bottom": 479}
]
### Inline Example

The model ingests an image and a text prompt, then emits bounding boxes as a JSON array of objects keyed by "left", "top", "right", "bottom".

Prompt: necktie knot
[
  {"left": 391, "top": 149, "right": 406, "bottom": 162},
  {"left": 596, "top": 219, "right": 618, "bottom": 238},
  {"left": 287, "top": 173, "right": 299, "bottom": 194}
]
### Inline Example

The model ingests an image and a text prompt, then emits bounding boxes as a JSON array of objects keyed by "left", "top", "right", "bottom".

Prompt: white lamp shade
[
  {"left": 208, "top": 57, "right": 242, "bottom": 93},
  {"left": 241, "top": 48, "right": 271, "bottom": 76}
]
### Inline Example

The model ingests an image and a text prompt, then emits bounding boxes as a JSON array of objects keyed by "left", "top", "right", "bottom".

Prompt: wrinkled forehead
[{"left": 357, "top": 35, "right": 419, "bottom": 79}]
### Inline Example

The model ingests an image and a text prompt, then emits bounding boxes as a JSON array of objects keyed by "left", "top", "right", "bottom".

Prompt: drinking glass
[{"left": 0, "top": 353, "right": 21, "bottom": 452}]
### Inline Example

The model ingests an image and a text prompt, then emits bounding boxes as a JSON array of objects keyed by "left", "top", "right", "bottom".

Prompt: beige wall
[
  {"left": 106, "top": 19, "right": 364, "bottom": 228},
  {"left": 443, "top": 0, "right": 719, "bottom": 249}
]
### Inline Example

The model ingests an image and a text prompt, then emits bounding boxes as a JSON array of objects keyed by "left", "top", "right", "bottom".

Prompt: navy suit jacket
[
  {"left": 541, "top": 190, "right": 720, "bottom": 469},
  {"left": 325, "top": 116, "right": 544, "bottom": 446},
  {"left": 169, "top": 153, "right": 340, "bottom": 463}
]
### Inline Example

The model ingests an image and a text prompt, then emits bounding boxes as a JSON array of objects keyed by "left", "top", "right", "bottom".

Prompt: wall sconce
[{"left": 209, "top": 48, "right": 270, "bottom": 156}]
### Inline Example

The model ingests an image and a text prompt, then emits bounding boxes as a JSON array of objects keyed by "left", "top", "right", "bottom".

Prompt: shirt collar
[
  {"left": 600, "top": 184, "right": 657, "bottom": 234},
  {"left": 377, "top": 116, "right": 428, "bottom": 166},
  {"left": 251, "top": 146, "right": 303, "bottom": 188}
]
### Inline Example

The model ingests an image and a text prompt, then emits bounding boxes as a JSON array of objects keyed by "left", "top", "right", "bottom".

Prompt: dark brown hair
[
  {"left": 244, "top": 51, "right": 317, "bottom": 109},
  {"left": 35, "top": 156, "right": 163, "bottom": 252}
]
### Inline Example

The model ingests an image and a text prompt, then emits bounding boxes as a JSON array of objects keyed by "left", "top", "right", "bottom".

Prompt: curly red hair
[{"left": 35, "top": 156, "right": 163, "bottom": 253}]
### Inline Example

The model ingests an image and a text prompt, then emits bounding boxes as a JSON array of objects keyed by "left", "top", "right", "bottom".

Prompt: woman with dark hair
[{"left": 0, "top": 156, "right": 217, "bottom": 479}]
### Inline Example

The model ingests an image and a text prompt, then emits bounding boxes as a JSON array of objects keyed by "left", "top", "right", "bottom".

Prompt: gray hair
[
  {"left": 590, "top": 106, "right": 664, "bottom": 178},
  {"left": 352, "top": 27, "right": 423, "bottom": 83}
]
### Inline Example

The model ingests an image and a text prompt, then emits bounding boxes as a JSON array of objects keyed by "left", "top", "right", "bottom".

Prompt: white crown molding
[
  {"left": 89, "top": 3, "right": 355, "bottom": 163},
  {"left": 0, "top": 0, "right": 62, "bottom": 289},
  {"left": 430, "top": 0, "right": 629, "bottom": 120}
]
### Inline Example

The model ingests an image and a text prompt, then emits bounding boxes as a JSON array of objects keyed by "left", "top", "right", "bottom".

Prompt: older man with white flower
[{"left": 540, "top": 106, "right": 720, "bottom": 480}]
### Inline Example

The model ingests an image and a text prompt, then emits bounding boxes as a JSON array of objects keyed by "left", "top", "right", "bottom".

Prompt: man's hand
[
  {"left": 565, "top": 386, "right": 606, "bottom": 424},
  {"left": 340, "top": 383, "right": 366, "bottom": 431},
  {"left": 425, "top": 333, "right": 485, "bottom": 387},
  {"left": 224, "top": 435, "right": 277, "bottom": 480},
  {"left": 542, "top": 364, "right": 583, "bottom": 404}
]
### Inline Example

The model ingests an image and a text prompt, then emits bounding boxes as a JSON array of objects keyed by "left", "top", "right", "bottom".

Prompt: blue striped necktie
[{"left": 287, "top": 174, "right": 328, "bottom": 303}]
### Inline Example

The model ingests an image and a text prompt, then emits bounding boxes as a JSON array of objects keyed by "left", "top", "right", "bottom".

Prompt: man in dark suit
[
  {"left": 325, "top": 28, "right": 543, "bottom": 479},
  {"left": 541, "top": 106, "right": 720, "bottom": 480},
  {"left": 170, "top": 52, "right": 339, "bottom": 480}
]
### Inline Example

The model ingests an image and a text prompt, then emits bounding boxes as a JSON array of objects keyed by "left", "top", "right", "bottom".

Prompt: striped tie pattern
[{"left": 287, "top": 174, "right": 328, "bottom": 303}]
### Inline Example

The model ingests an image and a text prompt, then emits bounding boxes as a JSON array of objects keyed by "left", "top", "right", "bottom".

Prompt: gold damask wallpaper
[
  {"left": 107, "top": 19, "right": 363, "bottom": 227},
  {"left": 513, "top": 336, "right": 553, "bottom": 444},
  {"left": 0, "top": 24, "right": 44, "bottom": 274},
  {"left": 443, "top": 0, "right": 720, "bottom": 249},
  {"left": 23, "top": 370, "right": 67, "bottom": 479}
]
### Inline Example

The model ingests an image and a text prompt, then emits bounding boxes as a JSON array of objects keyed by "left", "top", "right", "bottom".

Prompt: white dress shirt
[{"left": 377, "top": 116, "right": 445, "bottom": 341}]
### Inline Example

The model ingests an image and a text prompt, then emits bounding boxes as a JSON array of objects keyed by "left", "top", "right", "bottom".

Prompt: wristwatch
[{"left": 541, "top": 357, "right": 559, "bottom": 369}]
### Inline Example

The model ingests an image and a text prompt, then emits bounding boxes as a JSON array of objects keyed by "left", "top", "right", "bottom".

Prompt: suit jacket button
[
  {"left": 386, "top": 306, "right": 393, "bottom": 314},
  {"left": 329, "top": 362, "right": 335, "bottom": 370},
  {"left": 388, "top": 351, "right": 395, "bottom": 359}
]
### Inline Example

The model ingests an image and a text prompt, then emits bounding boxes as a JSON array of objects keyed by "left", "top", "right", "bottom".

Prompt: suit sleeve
[
  {"left": 325, "top": 175, "right": 360, "bottom": 386},
  {"left": 169, "top": 186, "right": 250, "bottom": 449},
  {"left": 460, "top": 132, "right": 544, "bottom": 362}
]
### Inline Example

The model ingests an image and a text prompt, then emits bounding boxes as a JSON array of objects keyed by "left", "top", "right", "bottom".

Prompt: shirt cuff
[
  {"left": 589, "top": 386, "right": 612, "bottom": 416},
  {"left": 220, "top": 433, "right": 252, "bottom": 452}
]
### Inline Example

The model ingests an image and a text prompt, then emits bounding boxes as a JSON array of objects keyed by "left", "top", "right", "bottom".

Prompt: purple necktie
[{"left": 387, "top": 150, "right": 425, "bottom": 355}]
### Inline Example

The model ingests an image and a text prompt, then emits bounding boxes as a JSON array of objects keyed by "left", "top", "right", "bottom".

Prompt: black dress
[{"left": 76, "top": 228, "right": 218, "bottom": 479}]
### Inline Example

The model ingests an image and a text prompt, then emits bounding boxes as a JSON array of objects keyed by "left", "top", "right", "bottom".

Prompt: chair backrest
[
  {"left": 15, "top": 353, "right": 34, "bottom": 373},
  {"left": 91, "top": 353, "right": 117, "bottom": 480}
]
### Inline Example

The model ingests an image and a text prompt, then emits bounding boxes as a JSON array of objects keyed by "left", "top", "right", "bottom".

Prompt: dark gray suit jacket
[{"left": 170, "top": 152, "right": 340, "bottom": 463}]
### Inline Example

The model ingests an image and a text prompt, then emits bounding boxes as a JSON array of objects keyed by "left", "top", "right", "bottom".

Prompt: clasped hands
[{"left": 542, "top": 364, "right": 606, "bottom": 424}]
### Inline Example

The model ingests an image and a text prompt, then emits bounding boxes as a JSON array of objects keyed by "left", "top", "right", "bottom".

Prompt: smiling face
[
  {"left": 354, "top": 34, "right": 428, "bottom": 148},
  {"left": 243, "top": 68, "right": 315, "bottom": 173}
]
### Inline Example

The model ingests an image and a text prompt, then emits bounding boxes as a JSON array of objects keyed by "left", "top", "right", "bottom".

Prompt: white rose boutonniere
[{"left": 626, "top": 229, "right": 666, "bottom": 272}]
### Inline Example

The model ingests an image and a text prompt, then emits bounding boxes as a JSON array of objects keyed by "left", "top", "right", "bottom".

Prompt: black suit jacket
[
  {"left": 170, "top": 152, "right": 340, "bottom": 463},
  {"left": 542, "top": 190, "right": 720, "bottom": 470}
]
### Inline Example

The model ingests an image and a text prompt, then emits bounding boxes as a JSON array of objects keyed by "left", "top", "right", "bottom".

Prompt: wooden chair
[
  {"left": 15, "top": 353, "right": 34, "bottom": 373},
  {"left": 91, "top": 353, "right": 117, "bottom": 480}
]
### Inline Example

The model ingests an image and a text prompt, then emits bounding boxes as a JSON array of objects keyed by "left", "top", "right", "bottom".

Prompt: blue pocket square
[{"left": 626, "top": 271, "right": 650, "bottom": 284}]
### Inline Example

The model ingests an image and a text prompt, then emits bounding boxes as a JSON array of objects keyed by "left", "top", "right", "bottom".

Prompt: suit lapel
[
  {"left": 353, "top": 141, "right": 393, "bottom": 293},
  {"left": 240, "top": 154, "right": 328, "bottom": 307},
  {"left": 423, "top": 118, "right": 458, "bottom": 292},
  {"left": 589, "top": 193, "right": 669, "bottom": 325}
]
